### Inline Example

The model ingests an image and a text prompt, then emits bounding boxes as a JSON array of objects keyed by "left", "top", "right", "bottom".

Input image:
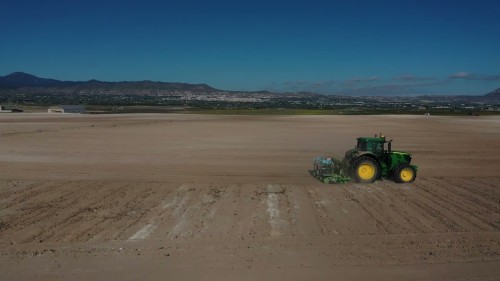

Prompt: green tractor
[{"left": 312, "top": 135, "right": 418, "bottom": 184}]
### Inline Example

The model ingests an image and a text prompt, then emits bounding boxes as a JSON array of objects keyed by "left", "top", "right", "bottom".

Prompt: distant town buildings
[{"left": 0, "top": 91, "right": 498, "bottom": 114}]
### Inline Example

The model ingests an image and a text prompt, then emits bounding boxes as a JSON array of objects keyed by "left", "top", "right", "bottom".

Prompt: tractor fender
[
  {"left": 350, "top": 152, "right": 383, "bottom": 179},
  {"left": 353, "top": 152, "right": 379, "bottom": 163}
]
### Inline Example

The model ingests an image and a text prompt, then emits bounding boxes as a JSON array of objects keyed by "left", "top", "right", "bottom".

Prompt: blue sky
[{"left": 1, "top": 0, "right": 499, "bottom": 95}]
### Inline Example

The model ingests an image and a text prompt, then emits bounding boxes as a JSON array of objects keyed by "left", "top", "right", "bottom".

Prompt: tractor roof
[{"left": 357, "top": 137, "right": 386, "bottom": 142}]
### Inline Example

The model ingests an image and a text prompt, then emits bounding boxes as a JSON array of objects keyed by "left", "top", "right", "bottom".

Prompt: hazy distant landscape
[{"left": 1, "top": 72, "right": 499, "bottom": 115}]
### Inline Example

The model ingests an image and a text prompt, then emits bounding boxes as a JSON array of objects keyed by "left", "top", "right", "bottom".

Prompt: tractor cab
[{"left": 356, "top": 136, "right": 387, "bottom": 157}]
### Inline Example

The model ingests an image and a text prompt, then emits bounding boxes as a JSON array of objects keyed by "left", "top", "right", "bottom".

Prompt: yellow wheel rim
[
  {"left": 358, "top": 163, "right": 375, "bottom": 180},
  {"left": 400, "top": 168, "right": 414, "bottom": 182}
]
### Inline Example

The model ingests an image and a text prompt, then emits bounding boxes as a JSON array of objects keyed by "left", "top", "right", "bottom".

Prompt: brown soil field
[{"left": 0, "top": 113, "right": 499, "bottom": 280}]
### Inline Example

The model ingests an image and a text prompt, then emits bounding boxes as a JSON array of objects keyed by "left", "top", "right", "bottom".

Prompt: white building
[
  {"left": 0, "top": 105, "right": 12, "bottom": 113},
  {"left": 48, "top": 105, "right": 86, "bottom": 114}
]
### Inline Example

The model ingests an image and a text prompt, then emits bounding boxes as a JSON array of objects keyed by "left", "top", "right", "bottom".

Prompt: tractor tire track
[
  {"left": 367, "top": 183, "right": 424, "bottom": 234},
  {"left": 434, "top": 177, "right": 499, "bottom": 214},
  {"left": 25, "top": 182, "right": 126, "bottom": 243},
  {"left": 69, "top": 184, "right": 161, "bottom": 242},
  {"left": 116, "top": 183, "right": 182, "bottom": 241},
  {"left": 341, "top": 185, "right": 391, "bottom": 234},
  {"left": 0, "top": 181, "right": 99, "bottom": 243},
  {"left": 421, "top": 178, "right": 499, "bottom": 230},
  {"left": 416, "top": 178, "right": 492, "bottom": 231}
]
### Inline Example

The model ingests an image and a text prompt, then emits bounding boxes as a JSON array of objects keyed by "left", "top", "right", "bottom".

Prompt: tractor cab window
[
  {"left": 373, "top": 142, "right": 383, "bottom": 155},
  {"left": 357, "top": 140, "right": 367, "bottom": 151}
]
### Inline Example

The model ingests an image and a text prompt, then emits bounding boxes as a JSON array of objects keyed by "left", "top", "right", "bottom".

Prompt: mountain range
[
  {"left": 0, "top": 72, "right": 499, "bottom": 101},
  {"left": 0, "top": 72, "right": 220, "bottom": 95}
]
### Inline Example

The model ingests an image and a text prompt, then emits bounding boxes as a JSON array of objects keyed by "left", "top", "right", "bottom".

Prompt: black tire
[
  {"left": 352, "top": 156, "right": 380, "bottom": 183},
  {"left": 393, "top": 164, "right": 416, "bottom": 183}
]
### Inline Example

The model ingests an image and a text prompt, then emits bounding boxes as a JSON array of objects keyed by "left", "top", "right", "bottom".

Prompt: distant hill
[
  {"left": 0, "top": 72, "right": 221, "bottom": 95},
  {"left": 485, "top": 88, "right": 500, "bottom": 98},
  {"left": 0, "top": 72, "right": 64, "bottom": 88}
]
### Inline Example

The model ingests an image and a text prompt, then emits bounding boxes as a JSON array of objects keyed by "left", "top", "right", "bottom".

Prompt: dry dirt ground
[{"left": 0, "top": 113, "right": 499, "bottom": 281}]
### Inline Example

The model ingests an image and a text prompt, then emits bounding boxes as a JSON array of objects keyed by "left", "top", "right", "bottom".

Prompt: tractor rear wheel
[
  {"left": 353, "top": 156, "right": 380, "bottom": 183},
  {"left": 394, "top": 164, "right": 416, "bottom": 183}
]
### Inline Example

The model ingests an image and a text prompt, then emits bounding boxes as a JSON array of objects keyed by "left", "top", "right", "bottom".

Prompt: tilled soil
[{"left": 0, "top": 114, "right": 499, "bottom": 280}]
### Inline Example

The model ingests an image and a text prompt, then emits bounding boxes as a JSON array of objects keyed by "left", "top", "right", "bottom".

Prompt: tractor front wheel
[
  {"left": 353, "top": 156, "right": 380, "bottom": 183},
  {"left": 394, "top": 164, "right": 416, "bottom": 183}
]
